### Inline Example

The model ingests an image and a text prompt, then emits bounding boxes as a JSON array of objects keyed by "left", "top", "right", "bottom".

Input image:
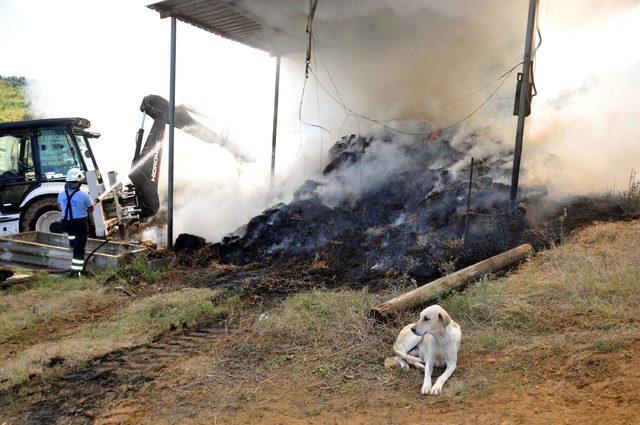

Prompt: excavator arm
[{"left": 129, "top": 95, "right": 249, "bottom": 218}]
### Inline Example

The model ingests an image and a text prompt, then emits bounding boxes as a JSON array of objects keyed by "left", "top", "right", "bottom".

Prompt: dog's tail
[{"left": 393, "top": 346, "right": 425, "bottom": 370}]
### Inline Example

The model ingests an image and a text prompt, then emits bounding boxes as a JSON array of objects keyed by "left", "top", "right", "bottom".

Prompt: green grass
[
  {"left": 253, "top": 290, "right": 387, "bottom": 366},
  {"left": 0, "top": 76, "right": 32, "bottom": 122},
  {"left": 2, "top": 272, "right": 100, "bottom": 296},
  {"left": 594, "top": 338, "right": 623, "bottom": 353},
  {"left": 106, "top": 258, "right": 167, "bottom": 284},
  {"left": 83, "top": 288, "right": 234, "bottom": 339}
]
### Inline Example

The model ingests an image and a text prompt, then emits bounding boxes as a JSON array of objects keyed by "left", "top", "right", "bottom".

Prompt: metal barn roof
[
  {"left": 147, "top": 0, "right": 310, "bottom": 55},
  {"left": 146, "top": 0, "right": 419, "bottom": 56}
]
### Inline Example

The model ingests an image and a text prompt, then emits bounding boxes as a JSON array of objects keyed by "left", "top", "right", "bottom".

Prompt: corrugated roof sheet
[
  {"left": 147, "top": 0, "right": 309, "bottom": 55},
  {"left": 147, "top": 1, "right": 435, "bottom": 57}
]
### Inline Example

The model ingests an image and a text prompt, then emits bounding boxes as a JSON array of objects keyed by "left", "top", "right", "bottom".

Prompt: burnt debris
[
  {"left": 173, "top": 233, "right": 207, "bottom": 252},
  {"left": 209, "top": 130, "right": 530, "bottom": 282}
]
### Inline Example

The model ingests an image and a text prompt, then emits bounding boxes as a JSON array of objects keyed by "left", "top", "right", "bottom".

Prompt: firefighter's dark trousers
[{"left": 63, "top": 218, "right": 89, "bottom": 273}]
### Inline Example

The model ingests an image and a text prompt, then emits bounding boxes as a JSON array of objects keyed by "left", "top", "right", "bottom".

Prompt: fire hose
[
  {"left": 82, "top": 239, "right": 111, "bottom": 274},
  {"left": 41, "top": 238, "right": 111, "bottom": 275}
]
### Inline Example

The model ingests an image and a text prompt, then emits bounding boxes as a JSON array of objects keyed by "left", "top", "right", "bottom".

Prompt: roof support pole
[
  {"left": 509, "top": 0, "right": 538, "bottom": 214},
  {"left": 167, "top": 16, "right": 177, "bottom": 248},
  {"left": 270, "top": 55, "right": 281, "bottom": 190}
]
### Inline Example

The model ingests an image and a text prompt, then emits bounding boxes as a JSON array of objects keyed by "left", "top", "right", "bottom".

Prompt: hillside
[
  {"left": 1, "top": 220, "right": 639, "bottom": 423},
  {"left": 0, "top": 75, "right": 32, "bottom": 122}
]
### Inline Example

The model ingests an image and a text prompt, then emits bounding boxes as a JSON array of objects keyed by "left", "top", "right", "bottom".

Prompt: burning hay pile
[{"left": 209, "top": 129, "right": 534, "bottom": 283}]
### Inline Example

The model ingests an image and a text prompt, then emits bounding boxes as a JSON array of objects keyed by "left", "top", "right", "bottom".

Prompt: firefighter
[{"left": 57, "top": 168, "right": 100, "bottom": 277}]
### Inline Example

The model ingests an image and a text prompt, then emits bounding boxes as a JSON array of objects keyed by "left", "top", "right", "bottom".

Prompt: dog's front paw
[
  {"left": 420, "top": 383, "right": 432, "bottom": 395},
  {"left": 429, "top": 383, "right": 443, "bottom": 395}
]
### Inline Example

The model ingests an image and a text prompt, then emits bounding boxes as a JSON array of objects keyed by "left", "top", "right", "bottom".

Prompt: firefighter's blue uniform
[{"left": 57, "top": 187, "right": 93, "bottom": 275}]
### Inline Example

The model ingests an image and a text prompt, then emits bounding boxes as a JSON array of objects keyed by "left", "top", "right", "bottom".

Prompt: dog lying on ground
[
  {"left": 392, "top": 305, "right": 461, "bottom": 395},
  {"left": 392, "top": 323, "right": 425, "bottom": 370}
]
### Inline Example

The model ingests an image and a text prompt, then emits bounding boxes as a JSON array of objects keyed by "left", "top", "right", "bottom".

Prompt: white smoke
[
  {"left": 0, "top": 0, "right": 305, "bottom": 244},
  {"left": 525, "top": 3, "right": 640, "bottom": 195},
  {"left": 268, "top": 0, "right": 640, "bottom": 199},
  {"left": 2, "top": 0, "right": 639, "bottom": 245}
]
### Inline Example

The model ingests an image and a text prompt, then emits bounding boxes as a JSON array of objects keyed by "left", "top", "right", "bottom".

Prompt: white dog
[
  {"left": 392, "top": 323, "right": 425, "bottom": 370},
  {"left": 393, "top": 305, "right": 461, "bottom": 395}
]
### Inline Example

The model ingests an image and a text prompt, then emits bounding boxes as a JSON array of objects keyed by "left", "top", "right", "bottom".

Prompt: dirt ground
[
  {"left": 2, "top": 221, "right": 640, "bottom": 424},
  {"left": 5, "top": 325, "right": 638, "bottom": 424},
  {"left": 93, "top": 341, "right": 640, "bottom": 425}
]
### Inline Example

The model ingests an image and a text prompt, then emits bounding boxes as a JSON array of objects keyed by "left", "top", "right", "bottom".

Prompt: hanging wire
[
  {"left": 313, "top": 35, "right": 362, "bottom": 184},
  {"left": 312, "top": 37, "right": 348, "bottom": 109},
  {"left": 308, "top": 61, "right": 521, "bottom": 137},
  {"left": 295, "top": 78, "right": 307, "bottom": 158},
  {"left": 313, "top": 36, "right": 524, "bottom": 128},
  {"left": 534, "top": 0, "right": 543, "bottom": 56},
  {"left": 296, "top": 70, "right": 333, "bottom": 159},
  {"left": 313, "top": 42, "right": 324, "bottom": 170},
  {"left": 531, "top": 0, "right": 544, "bottom": 100},
  {"left": 298, "top": 78, "right": 332, "bottom": 136},
  {"left": 295, "top": 0, "right": 328, "bottom": 159},
  {"left": 313, "top": 40, "right": 365, "bottom": 185}
]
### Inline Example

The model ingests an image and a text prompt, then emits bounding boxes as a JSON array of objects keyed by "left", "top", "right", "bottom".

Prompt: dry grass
[
  {"left": 3, "top": 220, "right": 640, "bottom": 422},
  {"left": 612, "top": 169, "right": 640, "bottom": 213},
  {"left": 440, "top": 221, "right": 640, "bottom": 351},
  {"left": 84, "top": 288, "right": 233, "bottom": 339},
  {"left": 0, "top": 275, "right": 116, "bottom": 353},
  {"left": 251, "top": 290, "right": 389, "bottom": 373},
  {"left": 421, "top": 221, "right": 640, "bottom": 396},
  {"left": 174, "top": 220, "right": 640, "bottom": 408},
  {"left": 0, "top": 274, "right": 234, "bottom": 390}
]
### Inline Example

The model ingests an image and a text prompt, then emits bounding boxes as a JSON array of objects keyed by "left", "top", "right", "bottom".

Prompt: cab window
[
  {"left": 0, "top": 132, "right": 35, "bottom": 182},
  {"left": 36, "top": 127, "right": 83, "bottom": 180}
]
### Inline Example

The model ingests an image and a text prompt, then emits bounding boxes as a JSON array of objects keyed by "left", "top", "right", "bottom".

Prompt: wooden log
[{"left": 372, "top": 244, "right": 534, "bottom": 319}]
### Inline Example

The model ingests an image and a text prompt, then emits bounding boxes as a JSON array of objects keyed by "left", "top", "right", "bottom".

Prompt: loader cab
[
  {"left": 0, "top": 129, "right": 37, "bottom": 213},
  {"left": 0, "top": 119, "right": 94, "bottom": 212},
  {"left": 0, "top": 118, "right": 104, "bottom": 234}
]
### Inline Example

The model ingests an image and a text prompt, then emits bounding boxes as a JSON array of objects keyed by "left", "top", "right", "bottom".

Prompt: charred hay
[
  {"left": 209, "top": 131, "right": 530, "bottom": 282},
  {"left": 177, "top": 130, "right": 636, "bottom": 286}
]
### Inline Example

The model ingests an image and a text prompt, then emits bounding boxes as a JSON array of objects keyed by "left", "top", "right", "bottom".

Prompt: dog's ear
[{"left": 439, "top": 312, "right": 451, "bottom": 327}]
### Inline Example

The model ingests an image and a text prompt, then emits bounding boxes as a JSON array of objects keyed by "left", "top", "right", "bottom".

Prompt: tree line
[{"left": 0, "top": 75, "right": 33, "bottom": 122}]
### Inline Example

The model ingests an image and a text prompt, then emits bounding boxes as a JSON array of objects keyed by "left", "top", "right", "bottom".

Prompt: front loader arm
[{"left": 129, "top": 95, "right": 250, "bottom": 218}]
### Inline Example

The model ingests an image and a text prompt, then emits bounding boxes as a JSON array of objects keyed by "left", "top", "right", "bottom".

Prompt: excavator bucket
[
  {"left": 129, "top": 95, "right": 170, "bottom": 218},
  {"left": 129, "top": 95, "right": 250, "bottom": 218}
]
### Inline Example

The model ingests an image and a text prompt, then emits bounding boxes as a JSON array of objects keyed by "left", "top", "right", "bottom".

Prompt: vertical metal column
[
  {"left": 509, "top": 0, "right": 539, "bottom": 214},
  {"left": 270, "top": 55, "right": 281, "bottom": 190},
  {"left": 167, "top": 16, "right": 177, "bottom": 248}
]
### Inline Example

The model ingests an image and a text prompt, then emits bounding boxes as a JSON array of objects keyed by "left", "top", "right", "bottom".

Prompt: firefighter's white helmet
[{"left": 65, "top": 168, "right": 85, "bottom": 182}]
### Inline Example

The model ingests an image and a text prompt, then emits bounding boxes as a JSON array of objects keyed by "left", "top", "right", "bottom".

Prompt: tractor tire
[{"left": 20, "top": 196, "right": 61, "bottom": 232}]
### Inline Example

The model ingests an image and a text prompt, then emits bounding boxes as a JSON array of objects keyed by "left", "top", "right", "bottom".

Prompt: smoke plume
[
  {"left": 3, "top": 0, "right": 639, "bottom": 244},
  {"left": 256, "top": 0, "right": 640, "bottom": 197}
]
